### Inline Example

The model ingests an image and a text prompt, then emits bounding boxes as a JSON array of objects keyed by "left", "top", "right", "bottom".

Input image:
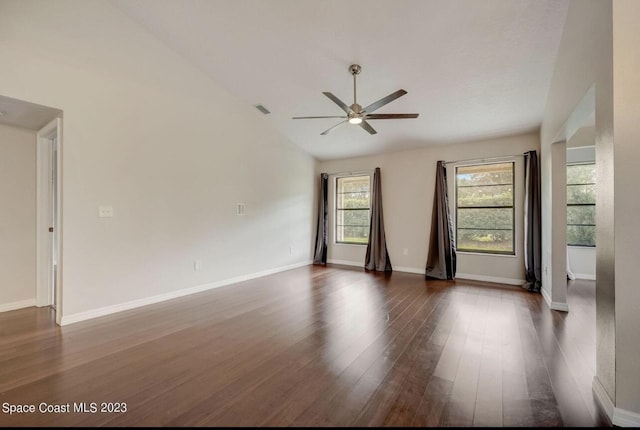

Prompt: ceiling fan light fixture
[{"left": 292, "top": 64, "right": 419, "bottom": 135}]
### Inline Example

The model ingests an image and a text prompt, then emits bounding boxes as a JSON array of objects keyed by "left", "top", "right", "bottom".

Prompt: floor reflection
[{"left": 312, "top": 272, "right": 388, "bottom": 382}]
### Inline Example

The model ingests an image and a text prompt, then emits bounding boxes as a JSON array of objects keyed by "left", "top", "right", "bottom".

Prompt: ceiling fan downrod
[
  {"left": 349, "top": 64, "right": 361, "bottom": 108},
  {"left": 348, "top": 64, "right": 363, "bottom": 123}
]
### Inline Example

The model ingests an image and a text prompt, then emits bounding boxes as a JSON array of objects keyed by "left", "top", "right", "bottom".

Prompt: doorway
[
  {"left": 0, "top": 94, "right": 62, "bottom": 321},
  {"left": 36, "top": 118, "right": 62, "bottom": 323},
  {"left": 566, "top": 130, "right": 596, "bottom": 282}
]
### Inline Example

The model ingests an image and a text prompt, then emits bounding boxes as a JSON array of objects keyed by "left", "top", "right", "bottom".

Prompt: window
[
  {"left": 567, "top": 163, "right": 596, "bottom": 247},
  {"left": 335, "top": 175, "right": 371, "bottom": 245},
  {"left": 455, "top": 162, "right": 515, "bottom": 255}
]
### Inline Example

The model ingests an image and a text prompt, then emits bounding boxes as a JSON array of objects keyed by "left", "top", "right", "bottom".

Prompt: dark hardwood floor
[{"left": 0, "top": 265, "right": 609, "bottom": 427}]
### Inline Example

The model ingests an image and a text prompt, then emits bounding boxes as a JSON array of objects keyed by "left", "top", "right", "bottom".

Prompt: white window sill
[
  {"left": 334, "top": 242, "right": 368, "bottom": 247},
  {"left": 456, "top": 251, "right": 518, "bottom": 258}
]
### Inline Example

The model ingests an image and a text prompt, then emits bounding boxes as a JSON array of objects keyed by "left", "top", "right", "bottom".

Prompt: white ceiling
[{"left": 114, "top": 0, "right": 569, "bottom": 160}]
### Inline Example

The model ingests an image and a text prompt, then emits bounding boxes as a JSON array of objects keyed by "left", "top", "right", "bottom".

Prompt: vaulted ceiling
[{"left": 114, "top": 0, "right": 569, "bottom": 160}]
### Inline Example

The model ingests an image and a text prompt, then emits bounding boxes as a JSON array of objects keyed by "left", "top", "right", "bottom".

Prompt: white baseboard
[
  {"left": 593, "top": 376, "right": 614, "bottom": 423},
  {"left": 328, "top": 261, "right": 425, "bottom": 276},
  {"left": 614, "top": 407, "right": 640, "bottom": 427},
  {"left": 541, "top": 287, "right": 570, "bottom": 312},
  {"left": 398, "top": 268, "right": 527, "bottom": 285},
  {"left": 326, "top": 262, "right": 526, "bottom": 287},
  {"left": 541, "top": 286, "right": 552, "bottom": 306},
  {"left": 0, "top": 298, "right": 36, "bottom": 313},
  {"left": 455, "top": 272, "right": 525, "bottom": 286},
  {"left": 551, "top": 302, "right": 570, "bottom": 312},
  {"left": 327, "top": 259, "right": 362, "bottom": 268},
  {"left": 593, "top": 376, "right": 640, "bottom": 426},
  {"left": 60, "top": 260, "right": 312, "bottom": 326},
  {"left": 574, "top": 273, "right": 596, "bottom": 280},
  {"left": 393, "top": 266, "right": 424, "bottom": 275}
]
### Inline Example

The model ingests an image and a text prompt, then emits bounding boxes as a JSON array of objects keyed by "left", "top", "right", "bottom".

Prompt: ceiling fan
[{"left": 292, "top": 64, "right": 419, "bottom": 135}]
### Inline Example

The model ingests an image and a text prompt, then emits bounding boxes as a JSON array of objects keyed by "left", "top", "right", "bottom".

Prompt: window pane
[
  {"left": 337, "top": 176, "right": 370, "bottom": 209},
  {"left": 567, "top": 225, "right": 595, "bottom": 247},
  {"left": 336, "top": 175, "right": 371, "bottom": 245},
  {"left": 456, "top": 163, "right": 513, "bottom": 186},
  {"left": 567, "top": 164, "right": 596, "bottom": 185},
  {"left": 457, "top": 208, "right": 513, "bottom": 230},
  {"left": 457, "top": 229, "right": 514, "bottom": 253},
  {"left": 455, "top": 162, "right": 514, "bottom": 255},
  {"left": 338, "top": 209, "right": 370, "bottom": 226},
  {"left": 336, "top": 191, "right": 370, "bottom": 209},
  {"left": 566, "top": 164, "right": 596, "bottom": 247},
  {"left": 457, "top": 185, "right": 514, "bottom": 207},
  {"left": 567, "top": 205, "right": 595, "bottom": 226},
  {"left": 567, "top": 184, "right": 595, "bottom": 204},
  {"left": 336, "top": 226, "right": 369, "bottom": 244},
  {"left": 338, "top": 176, "right": 370, "bottom": 193}
]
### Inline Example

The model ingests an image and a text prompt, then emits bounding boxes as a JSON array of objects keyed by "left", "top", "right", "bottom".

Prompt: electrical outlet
[
  {"left": 290, "top": 245, "right": 294, "bottom": 255},
  {"left": 403, "top": 248, "right": 409, "bottom": 256},
  {"left": 98, "top": 205, "right": 113, "bottom": 218},
  {"left": 194, "top": 260, "right": 202, "bottom": 271}
]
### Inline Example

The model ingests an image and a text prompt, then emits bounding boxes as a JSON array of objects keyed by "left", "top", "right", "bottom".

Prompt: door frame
[{"left": 36, "top": 117, "right": 63, "bottom": 325}]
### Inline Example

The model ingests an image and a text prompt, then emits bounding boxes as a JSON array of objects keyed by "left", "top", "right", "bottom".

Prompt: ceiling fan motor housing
[{"left": 349, "top": 103, "right": 363, "bottom": 114}]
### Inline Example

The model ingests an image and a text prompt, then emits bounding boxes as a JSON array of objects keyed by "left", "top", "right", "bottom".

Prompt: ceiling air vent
[{"left": 254, "top": 104, "right": 271, "bottom": 115}]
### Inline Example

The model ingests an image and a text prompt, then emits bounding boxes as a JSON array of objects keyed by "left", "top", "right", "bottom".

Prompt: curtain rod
[
  {"left": 444, "top": 153, "right": 527, "bottom": 166},
  {"left": 327, "top": 169, "right": 374, "bottom": 177}
]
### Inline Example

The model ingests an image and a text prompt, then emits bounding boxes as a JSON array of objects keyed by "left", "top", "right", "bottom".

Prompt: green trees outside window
[
  {"left": 456, "top": 162, "right": 515, "bottom": 254},
  {"left": 567, "top": 163, "right": 596, "bottom": 247},
  {"left": 336, "top": 175, "right": 371, "bottom": 244}
]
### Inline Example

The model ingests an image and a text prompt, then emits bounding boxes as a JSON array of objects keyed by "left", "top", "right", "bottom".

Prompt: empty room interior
[{"left": 1, "top": 0, "right": 639, "bottom": 427}]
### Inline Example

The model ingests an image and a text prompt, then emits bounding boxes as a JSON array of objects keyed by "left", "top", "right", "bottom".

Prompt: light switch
[
  {"left": 236, "top": 203, "right": 246, "bottom": 216},
  {"left": 98, "top": 205, "right": 114, "bottom": 218}
]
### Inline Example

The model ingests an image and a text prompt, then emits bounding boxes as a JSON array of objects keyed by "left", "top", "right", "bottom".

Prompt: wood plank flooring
[{"left": 0, "top": 265, "right": 610, "bottom": 426}]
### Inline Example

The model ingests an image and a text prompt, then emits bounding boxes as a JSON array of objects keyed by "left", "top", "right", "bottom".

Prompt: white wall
[
  {"left": 319, "top": 132, "right": 539, "bottom": 285},
  {"left": 0, "top": 1, "right": 316, "bottom": 320},
  {"left": 567, "top": 126, "right": 595, "bottom": 150},
  {"left": 540, "top": 0, "right": 615, "bottom": 410},
  {"left": 541, "top": 0, "right": 640, "bottom": 422},
  {"left": 539, "top": 0, "right": 610, "bottom": 310},
  {"left": 612, "top": 0, "right": 640, "bottom": 417},
  {"left": 567, "top": 247, "right": 595, "bottom": 280},
  {"left": 0, "top": 124, "right": 36, "bottom": 311},
  {"left": 566, "top": 146, "right": 595, "bottom": 163}
]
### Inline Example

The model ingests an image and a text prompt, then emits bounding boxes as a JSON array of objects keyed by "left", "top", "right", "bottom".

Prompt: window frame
[
  {"left": 566, "top": 162, "right": 596, "bottom": 248},
  {"left": 454, "top": 161, "right": 516, "bottom": 256},
  {"left": 334, "top": 173, "right": 373, "bottom": 246}
]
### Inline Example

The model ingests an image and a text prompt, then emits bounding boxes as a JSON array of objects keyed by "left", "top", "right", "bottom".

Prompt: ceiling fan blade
[
  {"left": 363, "top": 89, "right": 407, "bottom": 114},
  {"left": 292, "top": 116, "right": 347, "bottom": 119},
  {"left": 365, "top": 113, "right": 419, "bottom": 119},
  {"left": 322, "top": 92, "right": 351, "bottom": 114},
  {"left": 359, "top": 120, "right": 377, "bottom": 135},
  {"left": 320, "top": 120, "right": 348, "bottom": 135}
]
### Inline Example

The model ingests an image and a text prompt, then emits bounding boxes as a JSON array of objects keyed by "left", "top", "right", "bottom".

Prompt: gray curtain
[
  {"left": 523, "top": 150, "right": 542, "bottom": 292},
  {"left": 313, "top": 173, "right": 328, "bottom": 265},
  {"left": 425, "top": 161, "right": 456, "bottom": 280},
  {"left": 365, "top": 168, "right": 392, "bottom": 272}
]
